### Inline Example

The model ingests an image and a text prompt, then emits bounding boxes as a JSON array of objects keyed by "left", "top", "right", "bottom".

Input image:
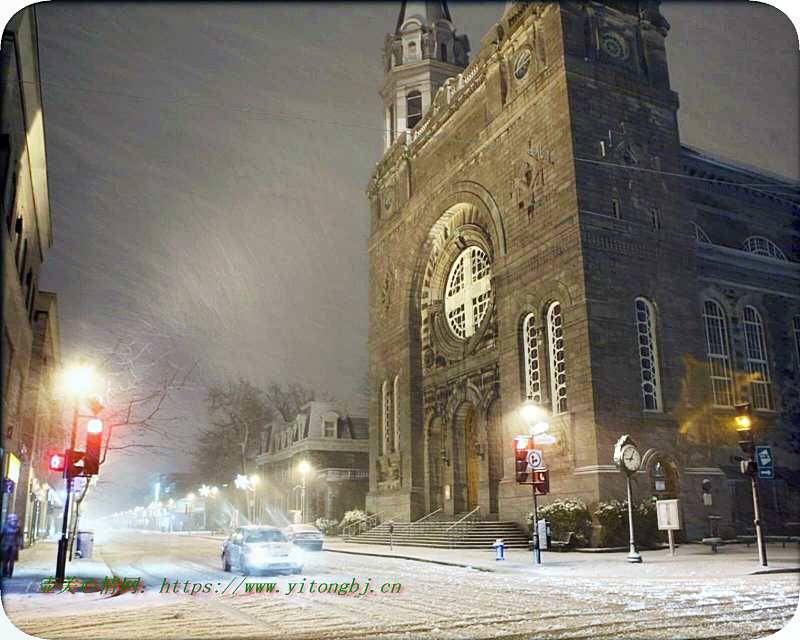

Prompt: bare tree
[
  {"left": 264, "top": 382, "right": 320, "bottom": 422},
  {"left": 204, "top": 378, "right": 272, "bottom": 475}
]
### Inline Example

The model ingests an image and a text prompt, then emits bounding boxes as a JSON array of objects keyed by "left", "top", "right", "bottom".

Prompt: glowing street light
[{"left": 199, "top": 484, "right": 211, "bottom": 498}]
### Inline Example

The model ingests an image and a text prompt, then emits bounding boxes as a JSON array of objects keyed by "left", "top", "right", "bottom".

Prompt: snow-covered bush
[
  {"left": 314, "top": 518, "right": 339, "bottom": 536},
  {"left": 526, "top": 498, "right": 592, "bottom": 547},
  {"left": 594, "top": 499, "right": 665, "bottom": 548},
  {"left": 339, "top": 509, "right": 368, "bottom": 530}
]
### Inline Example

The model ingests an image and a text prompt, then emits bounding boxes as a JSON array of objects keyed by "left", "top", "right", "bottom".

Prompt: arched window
[
  {"left": 635, "top": 298, "right": 662, "bottom": 411},
  {"left": 547, "top": 301, "right": 567, "bottom": 415},
  {"left": 522, "top": 313, "right": 542, "bottom": 404},
  {"left": 393, "top": 375, "right": 400, "bottom": 452},
  {"left": 793, "top": 315, "right": 800, "bottom": 369},
  {"left": 702, "top": 300, "right": 734, "bottom": 407},
  {"left": 692, "top": 222, "right": 711, "bottom": 244},
  {"left": 742, "top": 306, "right": 773, "bottom": 410},
  {"left": 381, "top": 380, "right": 392, "bottom": 455},
  {"left": 741, "top": 236, "right": 787, "bottom": 261},
  {"left": 406, "top": 91, "right": 422, "bottom": 129},
  {"left": 445, "top": 246, "right": 492, "bottom": 339}
]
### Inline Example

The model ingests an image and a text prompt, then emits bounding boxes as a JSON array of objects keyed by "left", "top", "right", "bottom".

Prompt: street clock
[{"left": 614, "top": 435, "right": 641, "bottom": 475}]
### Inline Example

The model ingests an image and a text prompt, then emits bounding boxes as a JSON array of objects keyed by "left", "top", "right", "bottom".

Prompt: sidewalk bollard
[{"left": 493, "top": 538, "right": 505, "bottom": 561}]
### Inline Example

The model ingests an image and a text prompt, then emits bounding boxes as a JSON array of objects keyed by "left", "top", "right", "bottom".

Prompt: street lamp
[
  {"left": 56, "top": 359, "right": 98, "bottom": 583},
  {"left": 519, "top": 400, "right": 551, "bottom": 565},
  {"left": 299, "top": 460, "right": 310, "bottom": 524}
]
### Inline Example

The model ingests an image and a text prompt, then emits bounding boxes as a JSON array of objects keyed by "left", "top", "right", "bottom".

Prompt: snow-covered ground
[{"left": 2, "top": 531, "right": 798, "bottom": 639}]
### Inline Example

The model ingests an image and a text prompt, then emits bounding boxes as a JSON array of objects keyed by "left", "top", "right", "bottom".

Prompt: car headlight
[{"left": 248, "top": 549, "right": 268, "bottom": 562}]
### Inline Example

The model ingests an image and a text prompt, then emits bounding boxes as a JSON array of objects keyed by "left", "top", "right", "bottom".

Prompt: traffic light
[
  {"left": 84, "top": 418, "right": 103, "bottom": 476},
  {"left": 735, "top": 402, "right": 754, "bottom": 456},
  {"left": 740, "top": 459, "right": 757, "bottom": 476},
  {"left": 47, "top": 452, "right": 66, "bottom": 473},
  {"left": 65, "top": 449, "right": 84, "bottom": 479},
  {"left": 532, "top": 469, "right": 550, "bottom": 494},
  {"left": 515, "top": 435, "right": 533, "bottom": 483}
]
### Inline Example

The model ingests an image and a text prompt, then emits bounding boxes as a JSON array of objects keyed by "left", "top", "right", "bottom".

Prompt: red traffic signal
[
  {"left": 515, "top": 435, "right": 533, "bottom": 483},
  {"left": 84, "top": 418, "right": 104, "bottom": 476},
  {"left": 47, "top": 452, "right": 66, "bottom": 472}
]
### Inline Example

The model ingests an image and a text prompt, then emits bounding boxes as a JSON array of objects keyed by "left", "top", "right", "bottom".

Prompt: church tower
[
  {"left": 380, "top": 1, "right": 470, "bottom": 150},
  {"left": 367, "top": 1, "right": 727, "bottom": 540}
]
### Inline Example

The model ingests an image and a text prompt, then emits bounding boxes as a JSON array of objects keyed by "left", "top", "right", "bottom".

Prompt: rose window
[{"left": 445, "top": 247, "right": 492, "bottom": 339}]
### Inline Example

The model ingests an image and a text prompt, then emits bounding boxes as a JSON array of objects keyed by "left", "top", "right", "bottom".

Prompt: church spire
[
  {"left": 380, "top": 0, "right": 469, "bottom": 151},
  {"left": 395, "top": 1, "right": 452, "bottom": 33}
]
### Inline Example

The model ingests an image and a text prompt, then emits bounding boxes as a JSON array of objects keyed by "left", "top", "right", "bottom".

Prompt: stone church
[{"left": 366, "top": 0, "right": 799, "bottom": 541}]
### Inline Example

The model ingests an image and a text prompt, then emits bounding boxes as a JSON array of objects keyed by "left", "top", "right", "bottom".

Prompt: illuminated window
[
  {"left": 445, "top": 246, "right": 492, "bottom": 339},
  {"left": 742, "top": 306, "right": 772, "bottom": 410},
  {"left": 393, "top": 375, "right": 400, "bottom": 452},
  {"left": 702, "top": 300, "right": 734, "bottom": 407},
  {"left": 635, "top": 298, "right": 662, "bottom": 411},
  {"left": 547, "top": 302, "right": 567, "bottom": 415},
  {"left": 522, "top": 313, "right": 542, "bottom": 404}
]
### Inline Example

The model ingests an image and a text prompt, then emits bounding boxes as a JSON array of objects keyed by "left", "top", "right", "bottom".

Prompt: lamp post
[
  {"left": 55, "top": 361, "right": 94, "bottom": 583},
  {"left": 299, "top": 461, "right": 310, "bottom": 524}
]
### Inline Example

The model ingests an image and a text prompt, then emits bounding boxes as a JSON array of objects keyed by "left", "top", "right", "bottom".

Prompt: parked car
[
  {"left": 221, "top": 525, "right": 304, "bottom": 576},
  {"left": 283, "top": 524, "right": 324, "bottom": 551}
]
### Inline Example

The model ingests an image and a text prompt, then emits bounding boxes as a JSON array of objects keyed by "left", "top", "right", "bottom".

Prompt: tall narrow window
[
  {"left": 547, "top": 302, "right": 567, "bottom": 415},
  {"left": 382, "top": 379, "right": 392, "bottom": 455},
  {"left": 702, "top": 299, "right": 734, "bottom": 407},
  {"left": 612, "top": 199, "right": 620, "bottom": 218},
  {"left": 522, "top": 313, "right": 542, "bottom": 404},
  {"left": 406, "top": 91, "right": 422, "bottom": 129},
  {"left": 742, "top": 306, "right": 773, "bottom": 410},
  {"left": 389, "top": 104, "right": 395, "bottom": 142},
  {"left": 440, "top": 43, "right": 448, "bottom": 61},
  {"left": 651, "top": 209, "right": 660, "bottom": 230},
  {"left": 324, "top": 419, "right": 336, "bottom": 438},
  {"left": 635, "top": 298, "right": 662, "bottom": 411},
  {"left": 393, "top": 375, "right": 400, "bottom": 452}
]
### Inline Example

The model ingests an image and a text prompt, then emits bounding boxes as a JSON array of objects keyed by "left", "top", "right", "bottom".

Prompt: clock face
[{"left": 621, "top": 445, "right": 641, "bottom": 472}]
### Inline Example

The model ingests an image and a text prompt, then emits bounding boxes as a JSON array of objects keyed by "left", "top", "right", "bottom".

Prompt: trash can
[{"left": 76, "top": 530, "right": 95, "bottom": 559}]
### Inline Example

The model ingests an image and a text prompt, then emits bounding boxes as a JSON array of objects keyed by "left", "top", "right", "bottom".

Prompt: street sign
[
  {"left": 527, "top": 449, "right": 543, "bottom": 469},
  {"left": 655, "top": 499, "right": 682, "bottom": 530},
  {"left": 755, "top": 445, "right": 774, "bottom": 479}
]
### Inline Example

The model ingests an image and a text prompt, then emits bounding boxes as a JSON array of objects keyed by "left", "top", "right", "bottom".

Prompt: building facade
[
  {"left": 1, "top": 6, "right": 61, "bottom": 540},
  {"left": 366, "top": 0, "right": 799, "bottom": 541},
  {"left": 255, "top": 402, "right": 369, "bottom": 524}
]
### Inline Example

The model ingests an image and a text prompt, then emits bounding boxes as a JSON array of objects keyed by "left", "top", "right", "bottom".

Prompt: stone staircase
[{"left": 345, "top": 513, "right": 530, "bottom": 549}]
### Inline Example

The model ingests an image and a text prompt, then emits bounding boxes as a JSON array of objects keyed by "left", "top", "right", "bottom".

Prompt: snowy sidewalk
[
  {"left": 323, "top": 538, "right": 800, "bottom": 579},
  {"left": 0, "top": 536, "right": 118, "bottom": 604}
]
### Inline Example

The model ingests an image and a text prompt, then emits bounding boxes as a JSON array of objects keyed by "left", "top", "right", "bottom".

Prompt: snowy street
[{"left": 2, "top": 530, "right": 798, "bottom": 639}]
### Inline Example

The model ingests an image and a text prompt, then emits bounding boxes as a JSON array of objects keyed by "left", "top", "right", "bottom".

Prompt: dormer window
[
  {"left": 324, "top": 419, "right": 336, "bottom": 438},
  {"left": 406, "top": 91, "right": 422, "bottom": 129}
]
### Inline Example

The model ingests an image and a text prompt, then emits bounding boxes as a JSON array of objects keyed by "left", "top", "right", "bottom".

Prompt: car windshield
[{"left": 245, "top": 530, "right": 287, "bottom": 543}]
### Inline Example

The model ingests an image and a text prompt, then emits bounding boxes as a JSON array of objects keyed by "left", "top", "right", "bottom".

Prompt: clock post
[{"left": 614, "top": 435, "right": 643, "bottom": 563}]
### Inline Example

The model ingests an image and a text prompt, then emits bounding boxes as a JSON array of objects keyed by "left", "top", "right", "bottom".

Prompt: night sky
[{"left": 11, "top": 2, "right": 799, "bottom": 515}]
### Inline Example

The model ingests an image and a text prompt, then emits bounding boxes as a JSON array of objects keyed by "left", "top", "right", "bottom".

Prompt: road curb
[
  {"left": 325, "top": 548, "right": 496, "bottom": 572},
  {"left": 749, "top": 567, "right": 800, "bottom": 575}
]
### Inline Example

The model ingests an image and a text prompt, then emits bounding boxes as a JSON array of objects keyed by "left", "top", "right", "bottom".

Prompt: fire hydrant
[{"left": 493, "top": 538, "right": 505, "bottom": 561}]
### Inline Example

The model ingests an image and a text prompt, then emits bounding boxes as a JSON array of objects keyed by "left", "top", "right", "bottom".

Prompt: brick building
[
  {"left": 366, "top": 0, "right": 798, "bottom": 541},
  {"left": 2, "top": 6, "right": 62, "bottom": 540},
  {"left": 255, "top": 402, "right": 369, "bottom": 524}
]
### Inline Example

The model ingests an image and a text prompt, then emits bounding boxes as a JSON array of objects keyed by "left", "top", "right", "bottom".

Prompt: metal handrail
[
  {"left": 445, "top": 506, "right": 481, "bottom": 548},
  {"left": 404, "top": 508, "right": 443, "bottom": 538},
  {"left": 342, "top": 511, "right": 384, "bottom": 541}
]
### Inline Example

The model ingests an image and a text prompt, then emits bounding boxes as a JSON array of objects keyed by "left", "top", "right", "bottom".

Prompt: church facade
[{"left": 366, "top": 0, "right": 799, "bottom": 541}]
